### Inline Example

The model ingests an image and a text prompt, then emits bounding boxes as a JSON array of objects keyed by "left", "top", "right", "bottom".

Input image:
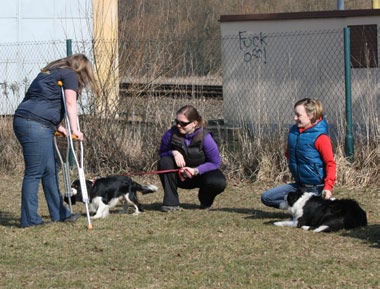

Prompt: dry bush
[
  {"left": 80, "top": 116, "right": 163, "bottom": 176},
  {"left": 335, "top": 140, "right": 380, "bottom": 188},
  {"left": 2, "top": 107, "right": 380, "bottom": 188},
  {"left": 79, "top": 92, "right": 225, "bottom": 176},
  {"left": 0, "top": 116, "right": 23, "bottom": 173}
]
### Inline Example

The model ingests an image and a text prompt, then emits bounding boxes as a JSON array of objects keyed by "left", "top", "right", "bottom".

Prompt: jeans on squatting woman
[{"left": 158, "top": 105, "right": 227, "bottom": 212}]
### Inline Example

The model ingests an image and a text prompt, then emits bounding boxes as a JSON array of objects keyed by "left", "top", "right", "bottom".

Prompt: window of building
[{"left": 348, "top": 24, "right": 378, "bottom": 68}]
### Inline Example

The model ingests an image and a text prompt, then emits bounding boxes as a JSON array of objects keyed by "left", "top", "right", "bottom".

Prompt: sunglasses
[{"left": 175, "top": 119, "right": 192, "bottom": 127}]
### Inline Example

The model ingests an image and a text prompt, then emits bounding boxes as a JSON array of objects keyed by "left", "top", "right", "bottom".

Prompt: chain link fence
[
  {"left": 1, "top": 28, "right": 379, "bottom": 174},
  {"left": 0, "top": 40, "right": 93, "bottom": 115},
  {"left": 221, "top": 28, "right": 380, "bottom": 142},
  {"left": 0, "top": 41, "right": 63, "bottom": 114}
]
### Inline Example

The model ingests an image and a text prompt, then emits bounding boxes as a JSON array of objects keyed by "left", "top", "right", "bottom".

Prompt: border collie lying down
[
  {"left": 274, "top": 190, "right": 367, "bottom": 233},
  {"left": 65, "top": 175, "right": 158, "bottom": 219}
]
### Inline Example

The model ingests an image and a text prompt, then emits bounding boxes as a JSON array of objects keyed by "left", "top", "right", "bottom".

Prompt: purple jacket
[{"left": 159, "top": 127, "right": 221, "bottom": 175}]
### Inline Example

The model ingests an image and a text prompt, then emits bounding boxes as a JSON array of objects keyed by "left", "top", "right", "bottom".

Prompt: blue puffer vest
[{"left": 288, "top": 118, "right": 329, "bottom": 186}]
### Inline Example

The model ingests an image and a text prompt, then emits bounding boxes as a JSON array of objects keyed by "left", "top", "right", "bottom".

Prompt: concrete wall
[
  {"left": 220, "top": 9, "right": 380, "bottom": 135},
  {"left": 0, "top": 0, "right": 93, "bottom": 114}
]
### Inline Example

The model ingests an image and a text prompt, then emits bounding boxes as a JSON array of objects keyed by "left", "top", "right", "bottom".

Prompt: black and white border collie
[
  {"left": 274, "top": 190, "right": 367, "bottom": 233},
  {"left": 65, "top": 175, "right": 158, "bottom": 219}
]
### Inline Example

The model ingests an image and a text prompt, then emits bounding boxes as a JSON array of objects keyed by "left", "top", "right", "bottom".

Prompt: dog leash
[{"left": 123, "top": 168, "right": 193, "bottom": 182}]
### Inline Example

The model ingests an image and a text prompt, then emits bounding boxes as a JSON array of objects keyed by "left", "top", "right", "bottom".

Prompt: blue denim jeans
[
  {"left": 261, "top": 183, "right": 323, "bottom": 209},
  {"left": 13, "top": 116, "right": 71, "bottom": 227}
]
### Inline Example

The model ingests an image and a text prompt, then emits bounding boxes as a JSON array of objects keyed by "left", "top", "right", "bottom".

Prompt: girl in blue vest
[
  {"left": 13, "top": 54, "right": 98, "bottom": 228},
  {"left": 158, "top": 105, "right": 227, "bottom": 212},
  {"left": 261, "top": 98, "right": 336, "bottom": 209}
]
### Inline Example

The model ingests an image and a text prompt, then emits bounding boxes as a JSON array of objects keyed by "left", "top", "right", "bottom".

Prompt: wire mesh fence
[
  {"left": 0, "top": 40, "right": 93, "bottom": 115},
  {"left": 221, "top": 28, "right": 380, "bottom": 142},
  {"left": 1, "top": 27, "right": 380, "bottom": 175}
]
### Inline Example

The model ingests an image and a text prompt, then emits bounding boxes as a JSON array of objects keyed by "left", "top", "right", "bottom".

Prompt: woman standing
[
  {"left": 158, "top": 105, "right": 227, "bottom": 212},
  {"left": 13, "top": 54, "right": 98, "bottom": 228}
]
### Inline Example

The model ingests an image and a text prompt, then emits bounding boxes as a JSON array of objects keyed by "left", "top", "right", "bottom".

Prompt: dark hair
[
  {"left": 176, "top": 105, "right": 206, "bottom": 128},
  {"left": 294, "top": 98, "right": 324, "bottom": 123},
  {"left": 41, "top": 53, "right": 98, "bottom": 95}
]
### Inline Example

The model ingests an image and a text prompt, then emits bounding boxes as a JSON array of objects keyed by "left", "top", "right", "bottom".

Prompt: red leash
[
  {"left": 123, "top": 168, "right": 193, "bottom": 181},
  {"left": 125, "top": 169, "right": 180, "bottom": 176}
]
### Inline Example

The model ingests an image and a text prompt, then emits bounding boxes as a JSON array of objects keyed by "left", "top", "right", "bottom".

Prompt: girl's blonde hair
[{"left": 294, "top": 98, "right": 324, "bottom": 123}]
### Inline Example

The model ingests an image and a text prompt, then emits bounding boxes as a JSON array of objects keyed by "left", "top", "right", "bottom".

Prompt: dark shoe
[
  {"left": 63, "top": 213, "right": 81, "bottom": 223},
  {"left": 20, "top": 221, "right": 51, "bottom": 228},
  {"left": 160, "top": 205, "right": 182, "bottom": 212},
  {"left": 37, "top": 221, "right": 52, "bottom": 226}
]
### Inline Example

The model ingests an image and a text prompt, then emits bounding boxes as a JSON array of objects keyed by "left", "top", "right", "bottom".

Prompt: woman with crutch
[{"left": 13, "top": 54, "right": 98, "bottom": 228}]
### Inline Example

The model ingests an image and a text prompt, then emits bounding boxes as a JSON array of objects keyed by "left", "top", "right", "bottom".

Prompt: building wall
[
  {"left": 0, "top": 0, "right": 93, "bottom": 114},
  {"left": 0, "top": 0, "right": 92, "bottom": 43},
  {"left": 220, "top": 10, "right": 380, "bottom": 135}
]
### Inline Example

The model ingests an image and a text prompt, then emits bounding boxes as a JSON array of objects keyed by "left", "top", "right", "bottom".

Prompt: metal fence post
[
  {"left": 66, "top": 39, "right": 72, "bottom": 56},
  {"left": 344, "top": 27, "right": 354, "bottom": 162},
  {"left": 337, "top": 0, "right": 344, "bottom": 10}
]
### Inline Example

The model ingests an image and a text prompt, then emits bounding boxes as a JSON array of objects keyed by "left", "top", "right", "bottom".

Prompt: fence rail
[{"left": 120, "top": 82, "right": 223, "bottom": 99}]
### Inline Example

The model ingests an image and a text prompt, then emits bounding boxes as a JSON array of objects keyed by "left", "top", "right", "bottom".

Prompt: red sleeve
[{"left": 315, "top": 134, "right": 337, "bottom": 191}]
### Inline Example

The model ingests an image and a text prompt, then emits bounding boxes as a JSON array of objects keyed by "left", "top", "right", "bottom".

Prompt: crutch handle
[{"left": 54, "top": 131, "right": 79, "bottom": 140}]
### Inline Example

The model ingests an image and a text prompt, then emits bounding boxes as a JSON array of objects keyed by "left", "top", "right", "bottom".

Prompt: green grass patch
[{"left": 0, "top": 175, "right": 379, "bottom": 289}]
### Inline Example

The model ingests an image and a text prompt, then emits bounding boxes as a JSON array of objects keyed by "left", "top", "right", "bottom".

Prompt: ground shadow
[
  {"left": 0, "top": 210, "right": 19, "bottom": 227},
  {"left": 340, "top": 224, "right": 380, "bottom": 248},
  {"left": 141, "top": 202, "right": 291, "bottom": 220},
  {"left": 142, "top": 202, "right": 201, "bottom": 211}
]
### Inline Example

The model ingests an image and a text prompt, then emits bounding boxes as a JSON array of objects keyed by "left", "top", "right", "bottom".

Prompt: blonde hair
[
  {"left": 294, "top": 98, "right": 324, "bottom": 123},
  {"left": 42, "top": 53, "right": 98, "bottom": 95}
]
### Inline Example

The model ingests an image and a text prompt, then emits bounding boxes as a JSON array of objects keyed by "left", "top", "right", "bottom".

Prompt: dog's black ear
[
  {"left": 295, "top": 189, "right": 304, "bottom": 195},
  {"left": 287, "top": 191, "right": 302, "bottom": 206},
  {"left": 64, "top": 195, "right": 77, "bottom": 205},
  {"left": 86, "top": 180, "right": 93, "bottom": 189},
  {"left": 71, "top": 179, "right": 81, "bottom": 189}
]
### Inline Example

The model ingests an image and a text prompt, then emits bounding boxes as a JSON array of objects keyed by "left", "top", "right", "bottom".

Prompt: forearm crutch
[
  {"left": 54, "top": 132, "right": 73, "bottom": 213},
  {"left": 58, "top": 80, "right": 93, "bottom": 230}
]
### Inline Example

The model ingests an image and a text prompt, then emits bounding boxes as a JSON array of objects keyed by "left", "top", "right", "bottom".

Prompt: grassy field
[{"left": 0, "top": 174, "right": 379, "bottom": 289}]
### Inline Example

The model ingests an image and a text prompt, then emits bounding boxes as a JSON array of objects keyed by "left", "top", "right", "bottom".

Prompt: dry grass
[{"left": 0, "top": 174, "right": 379, "bottom": 289}]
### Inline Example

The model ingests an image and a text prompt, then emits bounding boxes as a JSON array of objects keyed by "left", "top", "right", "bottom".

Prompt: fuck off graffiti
[{"left": 239, "top": 31, "right": 267, "bottom": 64}]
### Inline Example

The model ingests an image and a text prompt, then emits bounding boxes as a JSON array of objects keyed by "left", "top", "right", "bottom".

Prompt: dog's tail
[{"left": 139, "top": 184, "right": 158, "bottom": 195}]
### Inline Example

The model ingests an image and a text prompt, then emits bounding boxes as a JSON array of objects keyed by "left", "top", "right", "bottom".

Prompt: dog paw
[
  {"left": 274, "top": 220, "right": 296, "bottom": 227},
  {"left": 313, "top": 225, "right": 329, "bottom": 232},
  {"left": 301, "top": 226, "right": 311, "bottom": 231}
]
